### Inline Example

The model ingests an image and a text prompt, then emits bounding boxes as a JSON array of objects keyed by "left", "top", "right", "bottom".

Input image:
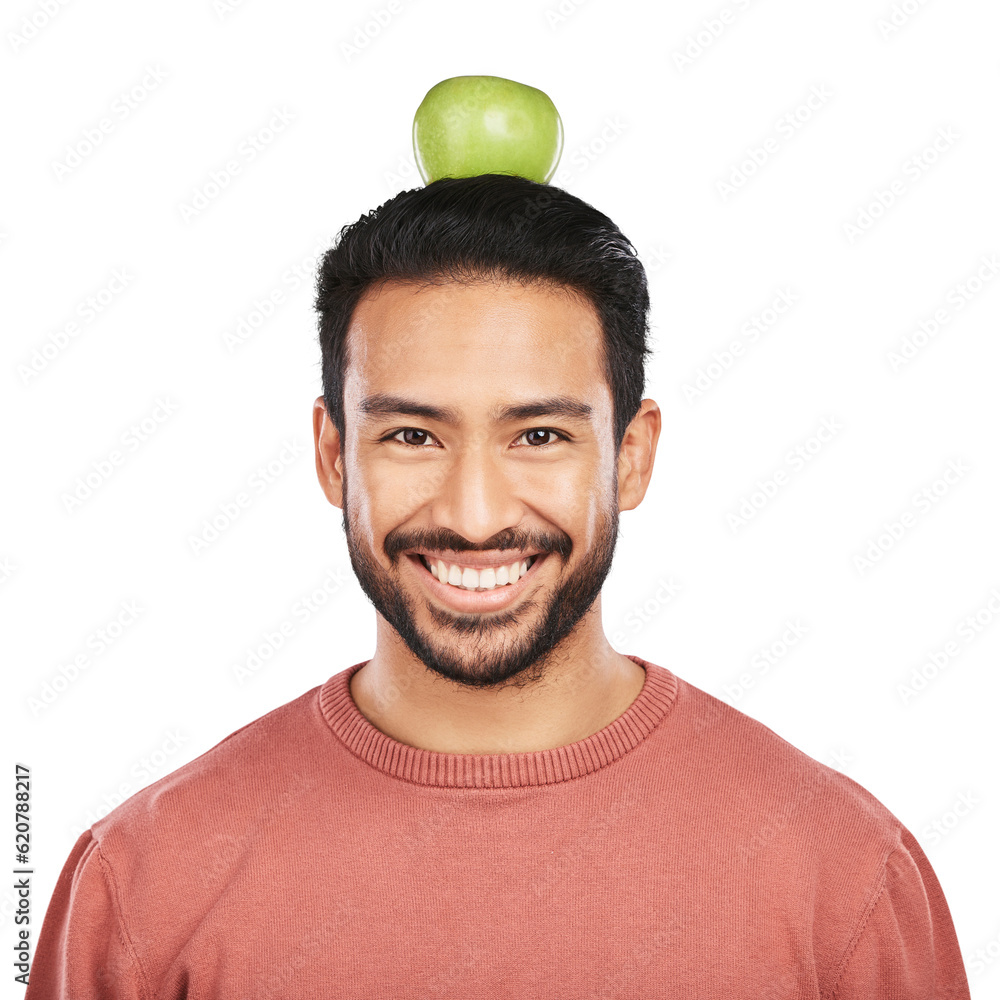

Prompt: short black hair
[{"left": 314, "top": 173, "right": 653, "bottom": 454}]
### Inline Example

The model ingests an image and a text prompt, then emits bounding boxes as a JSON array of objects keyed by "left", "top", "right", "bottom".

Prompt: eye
[
  {"left": 516, "top": 428, "right": 568, "bottom": 448},
  {"left": 380, "top": 428, "right": 569, "bottom": 449},
  {"left": 386, "top": 428, "right": 435, "bottom": 448}
]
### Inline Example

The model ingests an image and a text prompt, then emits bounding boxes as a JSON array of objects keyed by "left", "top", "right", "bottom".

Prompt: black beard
[{"left": 339, "top": 463, "right": 621, "bottom": 693}]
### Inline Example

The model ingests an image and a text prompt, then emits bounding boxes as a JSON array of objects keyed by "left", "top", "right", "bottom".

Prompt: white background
[{"left": 3, "top": 0, "right": 998, "bottom": 993}]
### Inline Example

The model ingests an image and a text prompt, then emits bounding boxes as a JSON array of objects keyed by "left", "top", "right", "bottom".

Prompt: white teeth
[{"left": 421, "top": 555, "right": 537, "bottom": 591}]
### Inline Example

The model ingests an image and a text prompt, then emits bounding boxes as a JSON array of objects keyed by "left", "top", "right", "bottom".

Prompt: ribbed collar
[{"left": 317, "top": 654, "right": 677, "bottom": 788}]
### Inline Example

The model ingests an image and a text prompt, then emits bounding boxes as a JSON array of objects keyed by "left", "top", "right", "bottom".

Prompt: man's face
[{"left": 333, "top": 278, "right": 623, "bottom": 692}]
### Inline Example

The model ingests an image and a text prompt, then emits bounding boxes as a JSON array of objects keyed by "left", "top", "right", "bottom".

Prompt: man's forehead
[
  {"left": 347, "top": 276, "right": 604, "bottom": 373},
  {"left": 353, "top": 277, "right": 598, "bottom": 335}
]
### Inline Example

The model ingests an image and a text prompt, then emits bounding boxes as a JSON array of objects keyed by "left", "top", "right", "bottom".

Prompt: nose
[{"left": 423, "top": 442, "right": 526, "bottom": 551}]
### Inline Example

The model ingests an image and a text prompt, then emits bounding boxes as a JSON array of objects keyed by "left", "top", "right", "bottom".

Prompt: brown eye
[
  {"left": 520, "top": 429, "right": 564, "bottom": 447},
  {"left": 395, "top": 429, "right": 431, "bottom": 447}
]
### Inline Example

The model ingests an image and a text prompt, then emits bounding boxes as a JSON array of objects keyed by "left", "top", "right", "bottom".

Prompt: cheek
[
  {"left": 343, "top": 460, "right": 387, "bottom": 546},
  {"left": 528, "top": 463, "right": 601, "bottom": 527},
  {"left": 350, "top": 456, "right": 453, "bottom": 549},
  {"left": 374, "top": 461, "right": 452, "bottom": 514}
]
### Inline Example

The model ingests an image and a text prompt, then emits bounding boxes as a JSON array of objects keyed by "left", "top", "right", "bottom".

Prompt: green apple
[{"left": 412, "top": 75, "right": 563, "bottom": 185}]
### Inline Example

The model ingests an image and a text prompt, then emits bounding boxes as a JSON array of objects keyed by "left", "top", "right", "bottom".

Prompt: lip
[{"left": 405, "top": 551, "right": 548, "bottom": 612}]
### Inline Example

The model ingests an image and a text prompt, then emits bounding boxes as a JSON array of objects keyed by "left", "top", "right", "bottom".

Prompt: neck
[{"left": 350, "top": 612, "right": 646, "bottom": 755}]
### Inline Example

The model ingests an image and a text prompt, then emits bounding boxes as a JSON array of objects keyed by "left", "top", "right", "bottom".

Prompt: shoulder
[
  {"left": 90, "top": 679, "right": 334, "bottom": 852},
  {"left": 55, "top": 678, "right": 346, "bottom": 968},
  {"left": 655, "top": 668, "right": 922, "bottom": 968},
  {"left": 662, "top": 669, "right": 905, "bottom": 863}
]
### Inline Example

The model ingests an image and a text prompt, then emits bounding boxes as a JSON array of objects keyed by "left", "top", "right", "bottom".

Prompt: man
[{"left": 28, "top": 174, "right": 969, "bottom": 997}]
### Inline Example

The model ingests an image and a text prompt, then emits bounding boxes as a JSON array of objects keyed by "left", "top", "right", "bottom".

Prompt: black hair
[{"left": 314, "top": 173, "right": 652, "bottom": 454}]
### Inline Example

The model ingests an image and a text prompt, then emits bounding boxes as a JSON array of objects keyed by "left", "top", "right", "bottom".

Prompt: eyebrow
[{"left": 357, "top": 393, "right": 594, "bottom": 427}]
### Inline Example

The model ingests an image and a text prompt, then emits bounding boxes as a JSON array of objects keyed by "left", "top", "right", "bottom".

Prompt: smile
[
  {"left": 417, "top": 553, "right": 539, "bottom": 591},
  {"left": 405, "top": 552, "right": 548, "bottom": 612}
]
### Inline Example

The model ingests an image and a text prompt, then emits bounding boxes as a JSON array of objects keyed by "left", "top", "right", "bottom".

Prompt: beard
[{"left": 339, "top": 461, "right": 621, "bottom": 693}]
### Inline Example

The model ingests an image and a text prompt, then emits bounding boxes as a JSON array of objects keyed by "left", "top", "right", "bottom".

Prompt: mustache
[{"left": 385, "top": 531, "right": 572, "bottom": 562}]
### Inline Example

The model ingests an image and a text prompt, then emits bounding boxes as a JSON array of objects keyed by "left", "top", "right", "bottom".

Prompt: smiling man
[
  {"left": 27, "top": 175, "right": 969, "bottom": 998},
  {"left": 318, "top": 275, "right": 654, "bottom": 756}
]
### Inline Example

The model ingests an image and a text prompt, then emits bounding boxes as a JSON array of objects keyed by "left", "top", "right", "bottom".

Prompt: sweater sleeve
[
  {"left": 829, "top": 825, "right": 970, "bottom": 999},
  {"left": 25, "top": 830, "right": 147, "bottom": 1000}
]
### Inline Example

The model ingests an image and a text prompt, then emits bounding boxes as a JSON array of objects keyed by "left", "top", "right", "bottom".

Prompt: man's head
[{"left": 312, "top": 174, "right": 659, "bottom": 692}]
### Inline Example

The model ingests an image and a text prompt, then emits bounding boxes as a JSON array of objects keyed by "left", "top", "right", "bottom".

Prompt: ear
[
  {"left": 616, "top": 399, "right": 661, "bottom": 512},
  {"left": 313, "top": 396, "right": 344, "bottom": 509}
]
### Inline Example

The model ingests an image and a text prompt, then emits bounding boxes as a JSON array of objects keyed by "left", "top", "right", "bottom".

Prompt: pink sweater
[{"left": 26, "top": 656, "right": 970, "bottom": 998}]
